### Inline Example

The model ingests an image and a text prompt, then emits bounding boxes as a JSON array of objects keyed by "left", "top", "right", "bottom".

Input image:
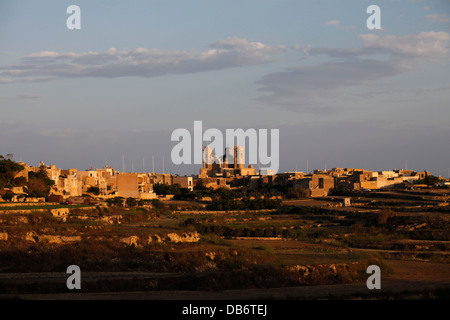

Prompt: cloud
[
  {"left": 0, "top": 77, "right": 56, "bottom": 84},
  {"left": 0, "top": 38, "right": 285, "bottom": 83},
  {"left": 17, "top": 94, "right": 44, "bottom": 100},
  {"left": 39, "top": 128, "right": 82, "bottom": 138},
  {"left": 324, "top": 19, "right": 355, "bottom": 31},
  {"left": 257, "top": 58, "right": 404, "bottom": 113},
  {"left": 426, "top": 14, "right": 450, "bottom": 24},
  {"left": 358, "top": 32, "right": 450, "bottom": 59},
  {"left": 325, "top": 20, "right": 341, "bottom": 27},
  {"left": 305, "top": 32, "right": 450, "bottom": 60},
  {"left": 257, "top": 32, "right": 450, "bottom": 113}
]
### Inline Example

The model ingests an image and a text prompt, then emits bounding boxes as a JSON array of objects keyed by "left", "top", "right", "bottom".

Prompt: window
[{"left": 319, "top": 178, "right": 324, "bottom": 189}]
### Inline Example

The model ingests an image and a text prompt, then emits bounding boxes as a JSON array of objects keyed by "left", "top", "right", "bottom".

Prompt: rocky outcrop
[
  {"left": 24, "top": 231, "right": 81, "bottom": 244},
  {"left": 148, "top": 234, "right": 163, "bottom": 243},
  {"left": 41, "top": 235, "right": 81, "bottom": 244},
  {"left": 50, "top": 208, "right": 70, "bottom": 218},
  {"left": 165, "top": 231, "right": 200, "bottom": 243},
  {"left": 130, "top": 232, "right": 201, "bottom": 246},
  {"left": 98, "top": 215, "right": 122, "bottom": 224},
  {"left": 287, "top": 262, "right": 362, "bottom": 280},
  {"left": 19, "top": 230, "right": 200, "bottom": 247},
  {"left": 120, "top": 235, "right": 141, "bottom": 247},
  {"left": 25, "top": 231, "right": 39, "bottom": 242},
  {"left": 0, "top": 232, "right": 8, "bottom": 241}
]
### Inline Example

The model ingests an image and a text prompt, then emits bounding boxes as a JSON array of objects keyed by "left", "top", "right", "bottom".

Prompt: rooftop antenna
[{"left": 258, "top": 148, "right": 261, "bottom": 174}]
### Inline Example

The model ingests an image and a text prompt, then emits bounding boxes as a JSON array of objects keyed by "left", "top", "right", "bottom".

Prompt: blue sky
[{"left": 1, "top": 0, "right": 450, "bottom": 176}]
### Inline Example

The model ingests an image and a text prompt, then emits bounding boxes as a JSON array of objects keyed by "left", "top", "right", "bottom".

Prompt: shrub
[
  {"left": 378, "top": 208, "right": 396, "bottom": 225},
  {"left": 126, "top": 197, "right": 138, "bottom": 207}
]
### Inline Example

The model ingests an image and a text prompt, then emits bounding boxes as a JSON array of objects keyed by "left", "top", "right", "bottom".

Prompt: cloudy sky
[{"left": 1, "top": 0, "right": 450, "bottom": 176}]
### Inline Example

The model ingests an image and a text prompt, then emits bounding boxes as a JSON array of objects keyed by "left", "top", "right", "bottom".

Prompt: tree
[
  {"left": 1, "top": 190, "right": 14, "bottom": 202},
  {"left": 0, "top": 155, "right": 25, "bottom": 188},
  {"left": 112, "top": 196, "right": 125, "bottom": 207},
  {"left": 378, "top": 208, "right": 395, "bottom": 225},
  {"left": 194, "top": 178, "right": 207, "bottom": 191},
  {"left": 126, "top": 197, "right": 137, "bottom": 207},
  {"left": 416, "top": 171, "right": 440, "bottom": 187},
  {"left": 11, "top": 176, "right": 27, "bottom": 187},
  {"left": 87, "top": 186, "right": 100, "bottom": 195},
  {"left": 150, "top": 199, "right": 165, "bottom": 209},
  {"left": 153, "top": 183, "right": 184, "bottom": 196},
  {"left": 286, "top": 187, "right": 310, "bottom": 199},
  {"left": 27, "top": 166, "right": 55, "bottom": 198}
]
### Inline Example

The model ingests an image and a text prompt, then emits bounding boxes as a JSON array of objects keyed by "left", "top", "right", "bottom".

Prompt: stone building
[
  {"left": 295, "top": 174, "right": 335, "bottom": 197},
  {"left": 199, "top": 145, "right": 256, "bottom": 178},
  {"left": 173, "top": 176, "right": 194, "bottom": 191}
]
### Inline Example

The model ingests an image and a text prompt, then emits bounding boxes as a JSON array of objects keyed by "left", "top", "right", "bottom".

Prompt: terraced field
[{"left": 0, "top": 189, "right": 449, "bottom": 299}]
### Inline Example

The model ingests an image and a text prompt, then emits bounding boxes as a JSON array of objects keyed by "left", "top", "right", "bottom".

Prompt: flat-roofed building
[
  {"left": 173, "top": 176, "right": 194, "bottom": 191},
  {"left": 117, "top": 173, "right": 139, "bottom": 198}
]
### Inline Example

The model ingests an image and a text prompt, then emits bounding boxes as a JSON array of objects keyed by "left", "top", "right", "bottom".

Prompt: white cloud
[
  {"left": 0, "top": 38, "right": 285, "bottom": 83},
  {"left": 324, "top": 19, "right": 355, "bottom": 31}
]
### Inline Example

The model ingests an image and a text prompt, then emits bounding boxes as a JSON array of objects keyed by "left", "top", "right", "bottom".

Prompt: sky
[{"left": 1, "top": 0, "right": 450, "bottom": 177}]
